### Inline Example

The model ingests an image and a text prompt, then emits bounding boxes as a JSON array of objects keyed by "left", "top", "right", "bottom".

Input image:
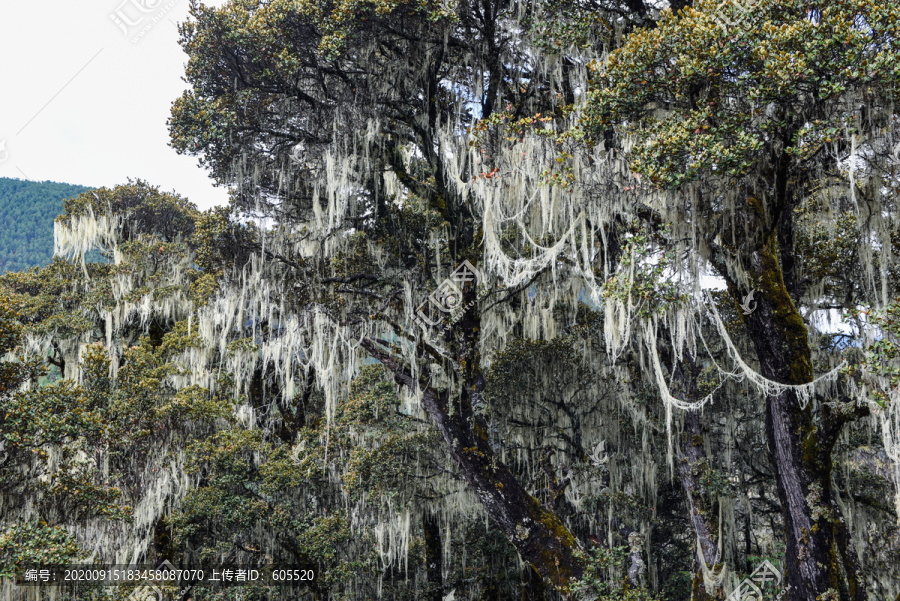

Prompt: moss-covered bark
[{"left": 731, "top": 235, "right": 864, "bottom": 601}]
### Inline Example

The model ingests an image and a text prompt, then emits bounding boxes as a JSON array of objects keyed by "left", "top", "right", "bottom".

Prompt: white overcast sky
[{"left": 0, "top": 0, "right": 229, "bottom": 209}]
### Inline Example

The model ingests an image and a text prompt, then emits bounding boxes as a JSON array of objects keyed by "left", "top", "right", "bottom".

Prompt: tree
[
  {"left": 0, "top": 0, "right": 872, "bottom": 599},
  {"left": 4, "top": 1, "right": 900, "bottom": 597},
  {"left": 0, "top": 295, "right": 84, "bottom": 576},
  {"left": 167, "top": 0, "right": 668, "bottom": 593},
  {"left": 582, "top": 0, "right": 900, "bottom": 598},
  {"left": 164, "top": 0, "right": 900, "bottom": 597},
  {"left": 0, "top": 181, "right": 231, "bottom": 588}
]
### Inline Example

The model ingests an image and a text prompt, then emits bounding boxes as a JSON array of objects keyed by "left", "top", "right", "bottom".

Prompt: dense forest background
[{"left": 0, "top": 178, "right": 93, "bottom": 273}]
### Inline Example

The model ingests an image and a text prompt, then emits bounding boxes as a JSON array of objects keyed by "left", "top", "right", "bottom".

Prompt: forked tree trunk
[{"left": 732, "top": 236, "right": 865, "bottom": 601}]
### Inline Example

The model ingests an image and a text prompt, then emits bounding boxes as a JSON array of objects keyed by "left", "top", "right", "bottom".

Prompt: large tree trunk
[{"left": 732, "top": 235, "right": 864, "bottom": 601}]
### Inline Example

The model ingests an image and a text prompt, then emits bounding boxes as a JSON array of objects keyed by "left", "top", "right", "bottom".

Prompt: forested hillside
[
  {"left": 0, "top": 178, "right": 93, "bottom": 273},
  {"left": 1, "top": 1, "right": 900, "bottom": 601}
]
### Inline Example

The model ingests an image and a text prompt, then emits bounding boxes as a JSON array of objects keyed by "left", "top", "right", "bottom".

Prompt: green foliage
[
  {"left": 858, "top": 299, "right": 900, "bottom": 406},
  {"left": 0, "top": 183, "right": 235, "bottom": 587},
  {"left": 193, "top": 205, "right": 257, "bottom": 275},
  {"left": 161, "top": 361, "right": 532, "bottom": 598},
  {"left": 0, "top": 295, "right": 42, "bottom": 394},
  {"left": 0, "top": 521, "right": 81, "bottom": 577},
  {"left": 59, "top": 178, "right": 197, "bottom": 246},
  {"left": 0, "top": 258, "right": 97, "bottom": 343},
  {"left": 173, "top": 399, "right": 368, "bottom": 592},
  {"left": 584, "top": 0, "right": 900, "bottom": 190},
  {"left": 0, "top": 297, "right": 84, "bottom": 577}
]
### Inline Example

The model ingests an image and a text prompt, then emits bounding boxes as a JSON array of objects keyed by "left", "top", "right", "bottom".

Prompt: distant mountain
[{"left": 0, "top": 177, "right": 94, "bottom": 273}]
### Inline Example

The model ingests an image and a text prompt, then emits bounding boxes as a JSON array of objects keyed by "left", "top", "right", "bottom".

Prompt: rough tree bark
[{"left": 729, "top": 234, "right": 865, "bottom": 601}]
